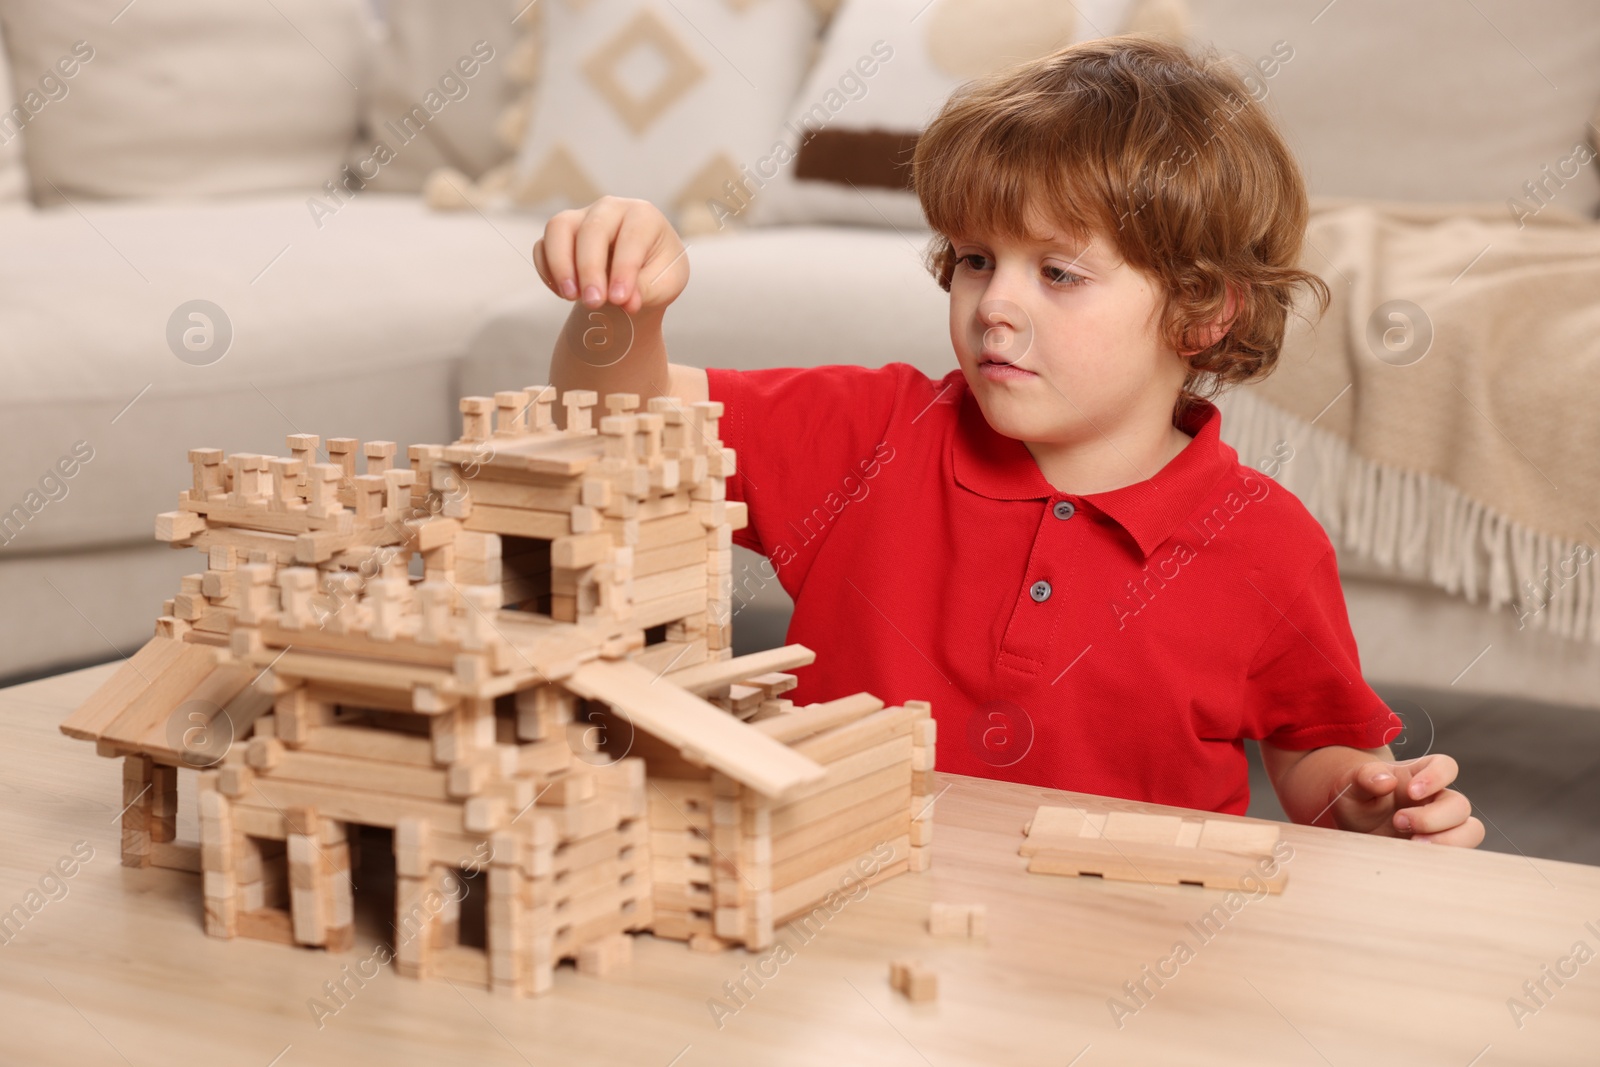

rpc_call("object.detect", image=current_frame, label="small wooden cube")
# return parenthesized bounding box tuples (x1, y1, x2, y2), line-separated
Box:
(890, 960, 938, 1002)
(928, 902, 986, 938)
(576, 933, 633, 977)
(928, 902, 968, 937)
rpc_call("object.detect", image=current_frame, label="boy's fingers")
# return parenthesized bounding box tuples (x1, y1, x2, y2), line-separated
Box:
(1411, 815, 1485, 848)
(541, 211, 582, 299)
(1344, 760, 1400, 803)
(1393, 752, 1458, 802)
(1394, 788, 1471, 835)
(607, 207, 657, 308)
(637, 235, 689, 308)
(575, 199, 626, 308)
(532, 238, 555, 292)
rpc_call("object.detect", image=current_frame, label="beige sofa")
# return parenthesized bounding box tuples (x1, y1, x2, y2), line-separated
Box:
(0, 1, 543, 680)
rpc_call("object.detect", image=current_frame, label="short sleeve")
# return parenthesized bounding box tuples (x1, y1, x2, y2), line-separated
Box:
(705, 363, 921, 598)
(1237, 546, 1405, 751)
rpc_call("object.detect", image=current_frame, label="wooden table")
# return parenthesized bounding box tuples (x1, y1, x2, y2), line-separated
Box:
(3, 664, 1597, 1066)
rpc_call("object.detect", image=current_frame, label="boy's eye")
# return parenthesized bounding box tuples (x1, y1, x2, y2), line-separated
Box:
(1045, 265, 1086, 287)
(956, 252, 989, 271)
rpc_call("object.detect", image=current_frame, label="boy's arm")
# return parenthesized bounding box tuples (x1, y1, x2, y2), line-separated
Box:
(1260, 741, 1484, 846)
(537, 196, 706, 423)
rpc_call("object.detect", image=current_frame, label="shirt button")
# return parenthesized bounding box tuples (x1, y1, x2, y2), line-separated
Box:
(1029, 580, 1052, 602)
(1053, 500, 1076, 521)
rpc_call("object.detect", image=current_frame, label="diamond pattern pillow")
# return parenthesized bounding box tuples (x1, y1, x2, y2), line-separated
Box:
(509, 0, 822, 235)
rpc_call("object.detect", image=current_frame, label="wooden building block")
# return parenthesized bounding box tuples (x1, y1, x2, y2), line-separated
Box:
(890, 960, 937, 1002)
(1020, 804, 1288, 893)
(576, 932, 633, 977)
(928, 902, 985, 938)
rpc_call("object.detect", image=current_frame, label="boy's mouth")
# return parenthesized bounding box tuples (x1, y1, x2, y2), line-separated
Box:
(979, 353, 1036, 377)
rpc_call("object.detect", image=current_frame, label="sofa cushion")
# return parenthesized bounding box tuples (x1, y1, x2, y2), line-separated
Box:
(0, 194, 546, 555)
(510, 0, 821, 235)
(1189, 0, 1600, 219)
(348, 0, 529, 193)
(0, 0, 368, 205)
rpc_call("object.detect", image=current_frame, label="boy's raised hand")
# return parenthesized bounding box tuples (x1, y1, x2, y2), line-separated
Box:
(1333, 752, 1485, 847)
(533, 196, 690, 317)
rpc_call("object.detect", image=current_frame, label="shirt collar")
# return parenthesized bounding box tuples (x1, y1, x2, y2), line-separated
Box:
(948, 375, 1236, 559)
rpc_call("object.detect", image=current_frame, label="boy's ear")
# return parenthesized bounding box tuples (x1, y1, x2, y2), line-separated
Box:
(1179, 282, 1241, 356)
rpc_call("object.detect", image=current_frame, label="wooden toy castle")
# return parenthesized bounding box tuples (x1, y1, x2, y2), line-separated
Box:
(60, 387, 936, 995)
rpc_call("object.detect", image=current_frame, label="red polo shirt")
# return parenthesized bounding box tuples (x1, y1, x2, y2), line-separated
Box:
(705, 362, 1403, 816)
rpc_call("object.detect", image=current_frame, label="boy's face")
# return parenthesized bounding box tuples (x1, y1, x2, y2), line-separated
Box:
(946, 219, 1188, 449)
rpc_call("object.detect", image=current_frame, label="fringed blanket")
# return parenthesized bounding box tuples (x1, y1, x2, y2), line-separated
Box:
(1215, 196, 1600, 644)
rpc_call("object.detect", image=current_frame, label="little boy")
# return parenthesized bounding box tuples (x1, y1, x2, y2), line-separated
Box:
(534, 35, 1482, 846)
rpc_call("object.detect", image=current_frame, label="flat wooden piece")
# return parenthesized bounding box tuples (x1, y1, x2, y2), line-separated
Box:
(565, 659, 827, 798)
(663, 645, 817, 696)
(60, 636, 195, 740)
(1020, 804, 1287, 893)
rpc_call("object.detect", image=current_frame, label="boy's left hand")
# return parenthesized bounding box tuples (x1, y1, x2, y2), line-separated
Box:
(1331, 753, 1485, 847)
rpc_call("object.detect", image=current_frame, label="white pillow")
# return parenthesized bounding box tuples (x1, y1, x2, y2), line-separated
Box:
(510, 0, 820, 235)
(0, 0, 368, 205)
(0, 17, 27, 207)
(347, 0, 528, 194)
(745, 0, 1155, 230)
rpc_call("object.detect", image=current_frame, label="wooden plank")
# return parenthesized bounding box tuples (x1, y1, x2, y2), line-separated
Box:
(262, 748, 452, 800)
(775, 735, 911, 805)
(771, 834, 909, 922)
(252, 649, 457, 701)
(1102, 811, 1186, 846)
(150, 841, 202, 873)
(753, 693, 884, 744)
(615, 512, 704, 550)
(101, 642, 225, 749)
(60, 637, 193, 741)
(462, 478, 580, 510)
(770, 809, 909, 891)
(631, 589, 710, 630)
(565, 659, 826, 798)
(664, 645, 816, 696)
(631, 564, 706, 603)
(771, 784, 911, 865)
(792, 706, 916, 765)
(462, 504, 572, 540)
(1197, 819, 1282, 855)
(238, 778, 466, 834)
(770, 764, 910, 837)
(1026, 840, 1288, 893)
(633, 538, 706, 577)
(301, 723, 436, 766)
(235, 907, 297, 946)
(259, 620, 462, 670)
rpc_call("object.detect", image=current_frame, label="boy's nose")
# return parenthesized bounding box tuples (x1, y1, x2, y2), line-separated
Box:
(977, 298, 1034, 362)
(979, 295, 1025, 325)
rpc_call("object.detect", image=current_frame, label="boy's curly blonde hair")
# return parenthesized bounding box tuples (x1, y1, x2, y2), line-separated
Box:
(913, 34, 1329, 423)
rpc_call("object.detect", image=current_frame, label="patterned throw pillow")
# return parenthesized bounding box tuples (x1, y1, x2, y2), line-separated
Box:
(346, 0, 530, 195)
(744, 0, 1186, 230)
(506, 0, 823, 235)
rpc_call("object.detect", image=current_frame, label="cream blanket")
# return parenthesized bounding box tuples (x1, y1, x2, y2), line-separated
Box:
(1216, 195, 1600, 644)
